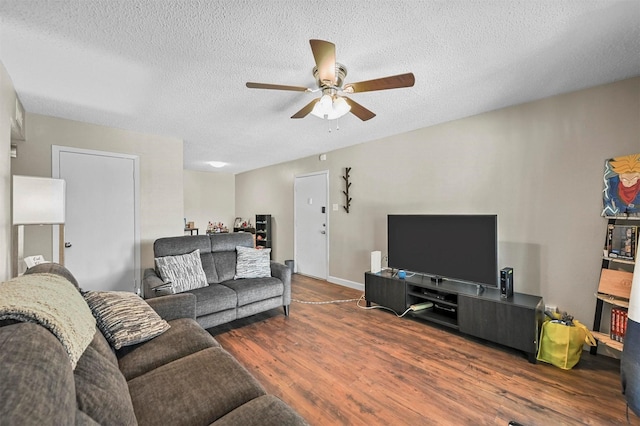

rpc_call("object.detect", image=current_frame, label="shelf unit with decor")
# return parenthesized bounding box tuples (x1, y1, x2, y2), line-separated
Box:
(591, 216, 638, 354)
(255, 215, 272, 252)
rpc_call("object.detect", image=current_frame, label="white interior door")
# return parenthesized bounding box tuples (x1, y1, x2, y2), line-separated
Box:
(53, 146, 140, 292)
(294, 172, 328, 279)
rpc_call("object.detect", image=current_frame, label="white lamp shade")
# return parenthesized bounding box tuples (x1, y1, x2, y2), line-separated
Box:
(12, 175, 66, 225)
(310, 95, 351, 120)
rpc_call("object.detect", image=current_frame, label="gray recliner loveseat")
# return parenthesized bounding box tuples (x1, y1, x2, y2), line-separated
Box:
(143, 232, 291, 329)
(0, 263, 307, 425)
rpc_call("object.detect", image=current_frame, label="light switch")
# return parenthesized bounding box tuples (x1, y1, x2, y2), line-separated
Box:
(332, 204, 339, 211)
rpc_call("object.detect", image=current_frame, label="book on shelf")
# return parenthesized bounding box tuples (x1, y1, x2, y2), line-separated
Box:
(610, 307, 628, 343)
(606, 224, 638, 260)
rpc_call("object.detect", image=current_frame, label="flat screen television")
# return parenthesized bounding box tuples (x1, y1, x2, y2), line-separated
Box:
(387, 214, 498, 287)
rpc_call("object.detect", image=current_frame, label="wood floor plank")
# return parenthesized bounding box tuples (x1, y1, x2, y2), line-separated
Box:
(209, 275, 640, 425)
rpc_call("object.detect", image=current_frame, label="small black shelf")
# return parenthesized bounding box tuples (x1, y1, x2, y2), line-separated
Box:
(255, 214, 272, 254)
(407, 283, 459, 329)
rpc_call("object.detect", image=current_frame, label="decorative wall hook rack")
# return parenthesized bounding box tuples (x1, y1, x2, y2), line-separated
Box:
(342, 167, 352, 213)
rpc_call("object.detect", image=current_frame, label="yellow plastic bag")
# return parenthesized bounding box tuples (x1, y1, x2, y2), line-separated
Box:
(537, 319, 596, 370)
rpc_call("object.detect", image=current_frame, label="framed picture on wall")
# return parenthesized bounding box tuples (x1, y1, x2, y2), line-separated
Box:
(602, 153, 640, 217)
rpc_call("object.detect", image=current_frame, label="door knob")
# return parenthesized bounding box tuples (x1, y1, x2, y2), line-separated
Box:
(64, 242, 72, 248)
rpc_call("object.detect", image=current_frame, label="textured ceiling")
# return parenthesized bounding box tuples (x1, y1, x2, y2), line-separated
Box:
(1, 1, 639, 174)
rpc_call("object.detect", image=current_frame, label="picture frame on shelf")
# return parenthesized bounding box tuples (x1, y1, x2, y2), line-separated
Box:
(606, 224, 638, 261)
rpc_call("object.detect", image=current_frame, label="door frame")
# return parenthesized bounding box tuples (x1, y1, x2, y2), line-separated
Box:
(51, 145, 141, 287)
(294, 170, 329, 279)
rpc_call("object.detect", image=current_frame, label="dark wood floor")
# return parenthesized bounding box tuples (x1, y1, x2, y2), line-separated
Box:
(209, 274, 639, 425)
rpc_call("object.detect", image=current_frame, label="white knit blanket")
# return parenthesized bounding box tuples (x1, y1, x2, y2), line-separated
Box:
(0, 273, 96, 369)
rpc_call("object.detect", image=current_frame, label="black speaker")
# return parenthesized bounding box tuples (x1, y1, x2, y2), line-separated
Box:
(500, 267, 513, 299)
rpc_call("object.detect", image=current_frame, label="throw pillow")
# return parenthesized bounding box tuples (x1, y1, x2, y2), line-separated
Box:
(83, 291, 170, 350)
(235, 246, 271, 279)
(154, 249, 209, 293)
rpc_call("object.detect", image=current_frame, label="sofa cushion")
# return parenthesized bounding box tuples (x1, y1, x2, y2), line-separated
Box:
(24, 262, 81, 290)
(235, 246, 272, 279)
(154, 235, 212, 257)
(212, 251, 238, 283)
(74, 340, 137, 425)
(84, 291, 170, 349)
(190, 284, 238, 317)
(0, 272, 96, 369)
(88, 327, 118, 366)
(155, 249, 209, 292)
(128, 347, 266, 426)
(117, 318, 221, 381)
(0, 323, 76, 425)
(223, 277, 284, 306)
(214, 395, 309, 426)
(154, 235, 219, 284)
(210, 232, 254, 251)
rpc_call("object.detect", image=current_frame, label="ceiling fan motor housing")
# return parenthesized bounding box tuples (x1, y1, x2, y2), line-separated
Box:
(313, 63, 347, 89)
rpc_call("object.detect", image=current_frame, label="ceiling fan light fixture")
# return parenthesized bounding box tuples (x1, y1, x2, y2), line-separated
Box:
(208, 161, 227, 168)
(310, 95, 351, 120)
(333, 96, 350, 117)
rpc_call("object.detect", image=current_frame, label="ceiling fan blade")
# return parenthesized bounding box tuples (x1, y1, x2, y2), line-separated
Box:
(246, 82, 310, 92)
(343, 72, 415, 93)
(291, 98, 320, 119)
(343, 97, 376, 121)
(310, 39, 336, 85)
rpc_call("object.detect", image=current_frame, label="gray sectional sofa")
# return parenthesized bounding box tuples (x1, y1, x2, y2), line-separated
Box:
(0, 263, 307, 425)
(143, 233, 291, 329)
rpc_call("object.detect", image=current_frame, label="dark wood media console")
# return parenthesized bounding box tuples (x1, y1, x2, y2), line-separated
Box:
(364, 271, 544, 362)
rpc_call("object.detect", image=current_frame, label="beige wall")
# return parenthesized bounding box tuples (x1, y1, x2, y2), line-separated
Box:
(184, 169, 235, 234)
(10, 113, 184, 277)
(235, 156, 320, 262)
(236, 77, 640, 331)
(0, 62, 17, 281)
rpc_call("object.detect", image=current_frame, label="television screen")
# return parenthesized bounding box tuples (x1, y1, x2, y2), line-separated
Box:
(387, 214, 498, 287)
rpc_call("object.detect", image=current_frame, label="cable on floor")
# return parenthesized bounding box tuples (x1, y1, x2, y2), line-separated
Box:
(293, 294, 413, 318)
(355, 294, 413, 317)
(292, 297, 360, 305)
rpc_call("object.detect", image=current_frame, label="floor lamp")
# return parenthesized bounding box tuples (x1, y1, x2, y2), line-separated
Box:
(12, 175, 66, 277)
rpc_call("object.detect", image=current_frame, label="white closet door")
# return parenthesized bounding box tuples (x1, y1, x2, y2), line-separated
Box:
(54, 146, 139, 292)
(294, 172, 328, 279)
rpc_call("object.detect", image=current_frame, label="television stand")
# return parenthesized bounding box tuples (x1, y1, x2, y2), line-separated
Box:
(364, 271, 544, 363)
(430, 275, 443, 284)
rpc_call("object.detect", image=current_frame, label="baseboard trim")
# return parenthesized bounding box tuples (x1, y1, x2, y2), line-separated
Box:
(327, 276, 364, 292)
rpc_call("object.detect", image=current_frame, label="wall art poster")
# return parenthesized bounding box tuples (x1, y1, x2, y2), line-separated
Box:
(602, 153, 640, 217)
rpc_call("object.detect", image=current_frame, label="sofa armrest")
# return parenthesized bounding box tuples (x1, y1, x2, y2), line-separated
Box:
(146, 293, 197, 321)
(270, 261, 292, 305)
(143, 268, 167, 299)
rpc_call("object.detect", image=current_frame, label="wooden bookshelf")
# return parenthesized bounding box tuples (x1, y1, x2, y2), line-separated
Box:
(592, 331, 623, 352)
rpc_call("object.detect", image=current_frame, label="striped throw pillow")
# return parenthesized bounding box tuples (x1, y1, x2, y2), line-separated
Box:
(154, 249, 209, 293)
(84, 291, 170, 350)
(234, 246, 271, 279)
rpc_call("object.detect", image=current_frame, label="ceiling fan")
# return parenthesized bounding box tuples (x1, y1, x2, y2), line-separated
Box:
(246, 39, 415, 121)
